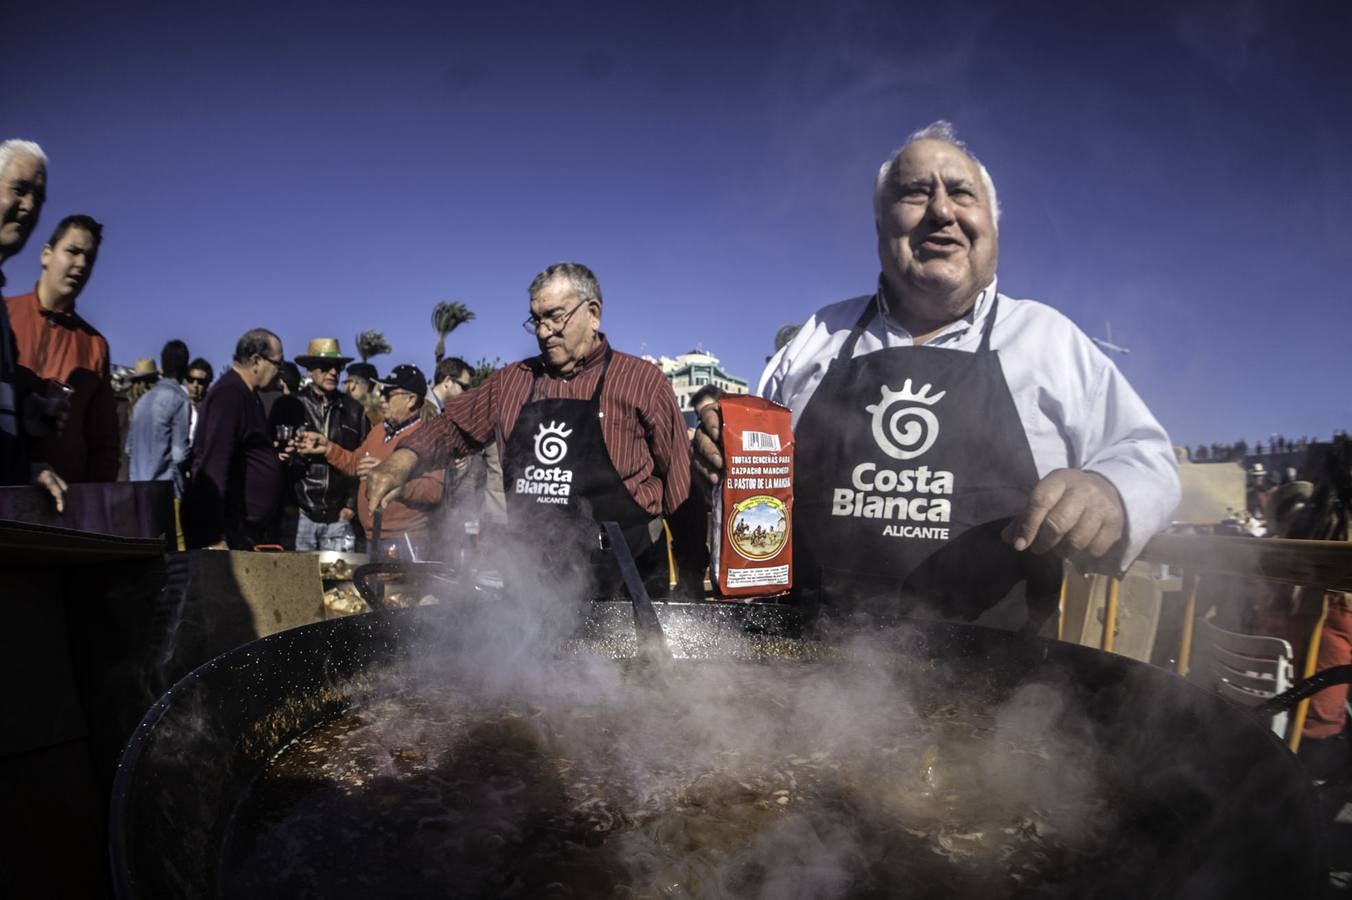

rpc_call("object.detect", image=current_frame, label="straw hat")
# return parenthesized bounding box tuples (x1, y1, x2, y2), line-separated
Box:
(129, 358, 159, 382)
(294, 337, 354, 369)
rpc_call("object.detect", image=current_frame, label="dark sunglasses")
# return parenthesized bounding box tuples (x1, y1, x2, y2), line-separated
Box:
(186, 375, 211, 386)
(311, 363, 344, 374)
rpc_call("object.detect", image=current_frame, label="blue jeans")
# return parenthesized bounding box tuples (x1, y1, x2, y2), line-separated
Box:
(295, 511, 355, 552)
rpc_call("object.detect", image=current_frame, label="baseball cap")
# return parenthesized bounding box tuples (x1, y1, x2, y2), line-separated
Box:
(380, 364, 427, 402)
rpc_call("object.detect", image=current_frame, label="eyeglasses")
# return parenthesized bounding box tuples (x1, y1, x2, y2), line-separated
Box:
(456, 378, 472, 390)
(185, 375, 211, 386)
(522, 297, 589, 336)
(257, 353, 284, 368)
(311, 363, 344, 374)
(382, 388, 416, 401)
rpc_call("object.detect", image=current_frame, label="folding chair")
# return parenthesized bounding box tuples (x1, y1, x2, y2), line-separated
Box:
(1190, 616, 1296, 739)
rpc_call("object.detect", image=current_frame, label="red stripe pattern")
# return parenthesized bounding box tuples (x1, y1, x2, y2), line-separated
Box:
(403, 336, 691, 516)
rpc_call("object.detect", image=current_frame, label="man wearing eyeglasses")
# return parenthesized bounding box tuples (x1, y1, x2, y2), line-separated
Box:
(369, 262, 690, 596)
(424, 355, 490, 563)
(284, 338, 369, 551)
(185, 328, 286, 549)
(297, 364, 443, 559)
(184, 357, 213, 445)
(426, 356, 474, 417)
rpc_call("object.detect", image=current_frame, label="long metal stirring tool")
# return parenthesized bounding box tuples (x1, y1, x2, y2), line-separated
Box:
(602, 521, 672, 661)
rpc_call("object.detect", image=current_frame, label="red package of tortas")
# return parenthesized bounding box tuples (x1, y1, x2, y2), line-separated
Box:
(709, 395, 794, 599)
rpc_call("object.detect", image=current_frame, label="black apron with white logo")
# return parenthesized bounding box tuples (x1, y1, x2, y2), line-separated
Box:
(503, 349, 657, 596)
(793, 294, 1061, 630)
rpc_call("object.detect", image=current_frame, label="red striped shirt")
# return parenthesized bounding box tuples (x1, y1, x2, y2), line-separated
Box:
(403, 336, 691, 516)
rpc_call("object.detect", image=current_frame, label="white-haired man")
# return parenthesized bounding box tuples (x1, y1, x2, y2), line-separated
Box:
(694, 122, 1180, 629)
(0, 139, 65, 509)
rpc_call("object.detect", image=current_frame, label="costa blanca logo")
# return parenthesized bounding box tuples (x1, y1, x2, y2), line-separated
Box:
(533, 421, 573, 465)
(865, 379, 946, 460)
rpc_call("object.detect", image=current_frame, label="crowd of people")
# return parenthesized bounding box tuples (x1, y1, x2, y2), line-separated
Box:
(119, 330, 485, 556)
(1187, 434, 1335, 463)
(0, 137, 493, 555)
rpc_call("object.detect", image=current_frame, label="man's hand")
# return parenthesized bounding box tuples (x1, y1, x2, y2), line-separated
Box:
(338, 507, 355, 522)
(367, 448, 417, 517)
(295, 430, 330, 455)
(356, 454, 380, 477)
(1002, 469, 1126, 566)
(33, 466, 66, 513)
(691, 402, 724, 488)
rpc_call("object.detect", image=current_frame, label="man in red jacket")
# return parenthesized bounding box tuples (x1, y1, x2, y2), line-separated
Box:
(297, 364, 444, 559)
(5, 213, 118, 483)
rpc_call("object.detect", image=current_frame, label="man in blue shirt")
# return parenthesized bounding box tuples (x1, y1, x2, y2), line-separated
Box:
(126, 339, 191, 495)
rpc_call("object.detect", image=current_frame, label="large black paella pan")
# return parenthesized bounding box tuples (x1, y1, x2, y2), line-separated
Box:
(110, 601, 1319, 899)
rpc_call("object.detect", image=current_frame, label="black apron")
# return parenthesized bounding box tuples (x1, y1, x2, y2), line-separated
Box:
(502, 349, 659, 597)
(793, 293, 1061, 630)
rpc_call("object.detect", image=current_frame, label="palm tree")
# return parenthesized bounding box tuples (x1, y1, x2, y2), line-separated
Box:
(355, 329, 392, 364)
(431, 301, 475, 363)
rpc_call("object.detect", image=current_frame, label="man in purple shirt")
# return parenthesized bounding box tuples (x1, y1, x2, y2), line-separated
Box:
(185, 328, 286, 549)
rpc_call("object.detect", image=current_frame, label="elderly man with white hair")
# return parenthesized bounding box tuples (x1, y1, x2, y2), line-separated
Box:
(0, 138, 65, 509)
(694, 121, 1180, 629)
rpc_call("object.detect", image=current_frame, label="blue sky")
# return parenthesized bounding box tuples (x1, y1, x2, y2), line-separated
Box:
(5, 0, 1350, 449)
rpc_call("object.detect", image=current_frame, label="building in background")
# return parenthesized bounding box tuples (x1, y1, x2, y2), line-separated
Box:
(644, 348, 748, 427)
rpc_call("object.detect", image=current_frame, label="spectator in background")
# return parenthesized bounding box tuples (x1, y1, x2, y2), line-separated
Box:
(426, 357, 482, 561)
(6, 213, 119, 483)
(670, 384, 722, 595)
(185, 328, 286, 549)
(286, 338, 368, 552)
(126, 339, 191, 494)
(184, 357, 213, 445)
(0, 138, 65, 509)
(125, 357, 158, 410)
(1247, 463, 1269, 519)
(1261, 438, 1352, 780)
(425, 356, 472, 418)
(344, 361, 383, 428)
(259, 360, 300, 420)
(298, 364, 443, 559)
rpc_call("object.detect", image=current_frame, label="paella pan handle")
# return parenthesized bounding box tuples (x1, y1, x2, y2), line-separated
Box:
(602, 520, 671, 661)
(1254, 664, 1352, 715)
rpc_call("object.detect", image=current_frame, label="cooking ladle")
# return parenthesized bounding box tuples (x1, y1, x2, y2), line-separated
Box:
(602, 520, 672, 662)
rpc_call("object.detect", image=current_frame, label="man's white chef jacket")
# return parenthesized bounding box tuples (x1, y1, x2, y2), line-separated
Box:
(758, 279, 1181, 570)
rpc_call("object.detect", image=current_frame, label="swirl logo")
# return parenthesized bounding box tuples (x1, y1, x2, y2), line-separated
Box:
(533, 420, 573, 465)
(864, 379, 947, 461)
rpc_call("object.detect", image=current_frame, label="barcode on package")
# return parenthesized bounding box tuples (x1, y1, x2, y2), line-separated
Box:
(741, 431, 781, 453)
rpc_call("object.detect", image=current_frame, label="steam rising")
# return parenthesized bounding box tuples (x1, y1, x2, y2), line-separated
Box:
(218, 527, 1132, 897)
